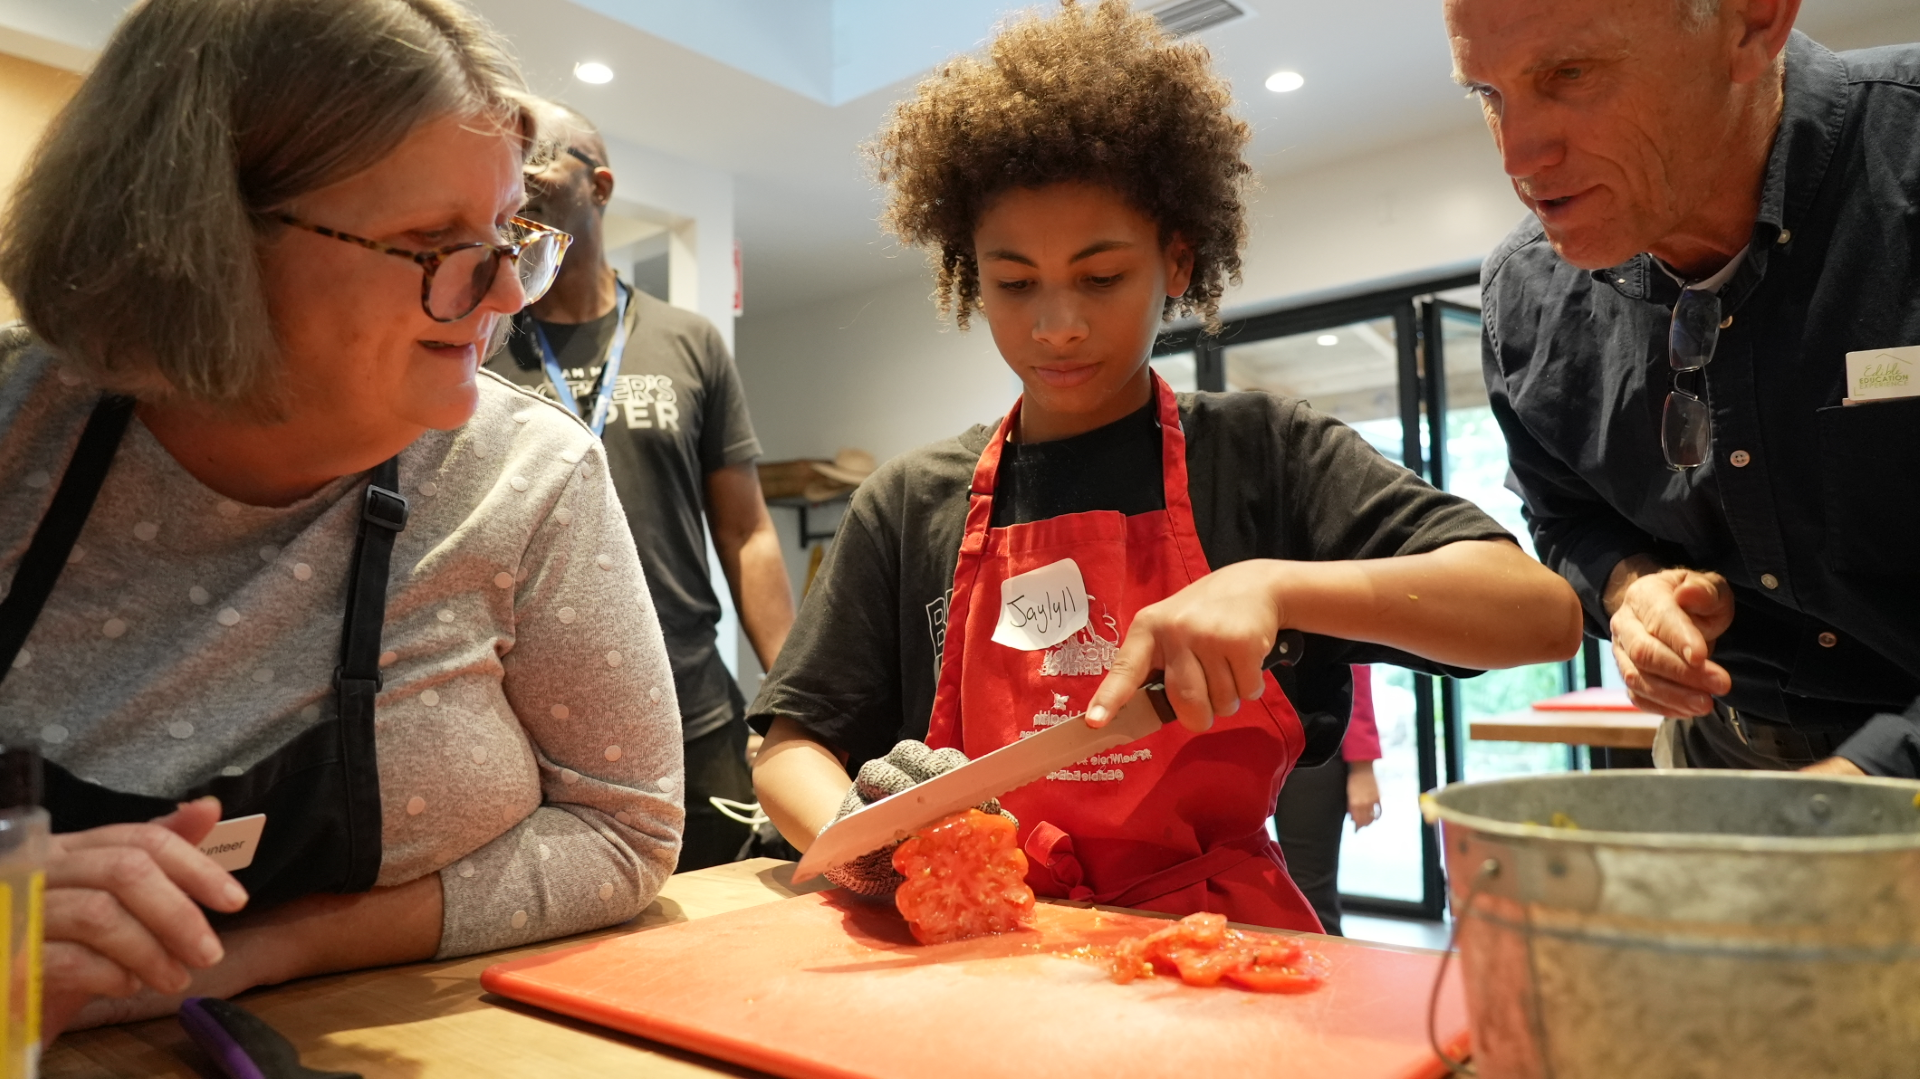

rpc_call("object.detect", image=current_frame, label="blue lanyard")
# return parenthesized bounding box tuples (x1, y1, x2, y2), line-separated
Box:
(531, 278, 631, 438)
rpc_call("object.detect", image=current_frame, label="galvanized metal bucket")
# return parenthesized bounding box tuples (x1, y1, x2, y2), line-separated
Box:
(1421, 770, 1920, 1079)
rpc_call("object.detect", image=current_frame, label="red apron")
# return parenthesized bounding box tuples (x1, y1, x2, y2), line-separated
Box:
(926, 373, 1322, 932)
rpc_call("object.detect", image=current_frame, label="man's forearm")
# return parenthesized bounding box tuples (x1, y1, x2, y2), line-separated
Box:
(706, 462, 797, 672)
(733, 524, 795, 670)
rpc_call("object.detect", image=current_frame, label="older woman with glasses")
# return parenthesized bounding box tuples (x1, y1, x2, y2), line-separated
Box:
(0, 0, 681, 1034)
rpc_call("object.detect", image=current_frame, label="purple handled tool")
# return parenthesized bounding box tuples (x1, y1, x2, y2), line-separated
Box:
(178, 998, 361, 1079)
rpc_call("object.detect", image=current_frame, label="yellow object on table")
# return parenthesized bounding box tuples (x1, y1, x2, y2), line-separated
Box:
(44, 859, 813, 1079)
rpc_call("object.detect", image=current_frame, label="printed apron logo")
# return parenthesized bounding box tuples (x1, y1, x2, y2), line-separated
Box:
(1040, 596, 1120, 677)
(992, 558, 1090, 651)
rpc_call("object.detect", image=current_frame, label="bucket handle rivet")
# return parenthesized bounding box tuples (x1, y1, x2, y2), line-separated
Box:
(1547, 859, 1567, 878)
(1809, 794, 1831, 818)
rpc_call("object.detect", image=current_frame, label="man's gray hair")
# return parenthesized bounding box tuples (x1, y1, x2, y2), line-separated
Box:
(0, 0, 549, 409)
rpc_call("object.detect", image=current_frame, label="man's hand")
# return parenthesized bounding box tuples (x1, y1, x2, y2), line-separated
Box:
(43, 797, 249, 1037)
(1800, 756, 1866, 777)
(1087, 561, 1282, 734)
(1605, 558, 1734, 717)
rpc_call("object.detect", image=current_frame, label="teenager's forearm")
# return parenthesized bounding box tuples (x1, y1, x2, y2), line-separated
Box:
(1275, 540, 1583, 668)
(752, 717, 853, 851)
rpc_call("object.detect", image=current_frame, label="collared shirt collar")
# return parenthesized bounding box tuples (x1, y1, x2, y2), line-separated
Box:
(1593, 31, 1850, 307)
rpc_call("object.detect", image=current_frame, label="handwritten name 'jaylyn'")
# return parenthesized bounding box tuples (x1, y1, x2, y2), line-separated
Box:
(1004, 587, 1080, 636)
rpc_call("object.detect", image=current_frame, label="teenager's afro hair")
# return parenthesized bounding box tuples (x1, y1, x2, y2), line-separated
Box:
(868, 0, 1253, 331)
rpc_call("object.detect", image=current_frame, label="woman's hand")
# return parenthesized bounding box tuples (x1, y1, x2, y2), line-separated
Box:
(1346, 760, 1382, 830)
(55, 869, 446, 1035)
(43, 797, 249, 1036)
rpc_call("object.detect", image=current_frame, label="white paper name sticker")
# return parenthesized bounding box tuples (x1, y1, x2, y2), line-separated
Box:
(1844, 345, 1920, 403)
(993, 558, 1090, 652)
(198, 813, 266, 871)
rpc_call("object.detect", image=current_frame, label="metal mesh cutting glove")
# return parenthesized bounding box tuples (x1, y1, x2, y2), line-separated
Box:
(823, 740, 1017, 900)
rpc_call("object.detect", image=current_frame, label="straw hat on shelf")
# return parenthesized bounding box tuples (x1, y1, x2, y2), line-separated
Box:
(803, 448, 876, 502)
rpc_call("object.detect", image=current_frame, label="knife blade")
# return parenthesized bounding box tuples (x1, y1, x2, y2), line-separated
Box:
(791, 629, 1306, 884)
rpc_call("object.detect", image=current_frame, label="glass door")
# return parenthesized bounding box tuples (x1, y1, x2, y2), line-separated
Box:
(1422, 301, 1579, 783)
(1218, 317, 1435, 911)
(1152, 267, 1587, 918)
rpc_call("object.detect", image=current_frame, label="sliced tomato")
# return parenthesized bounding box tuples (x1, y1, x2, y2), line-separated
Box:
(1222, 948, 1329, 994)
(891, 809, 1036, 945)
(1097, 912, 1329, 994)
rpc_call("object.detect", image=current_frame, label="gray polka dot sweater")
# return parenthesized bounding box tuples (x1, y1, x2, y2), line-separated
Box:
(0, 334, 684, 959)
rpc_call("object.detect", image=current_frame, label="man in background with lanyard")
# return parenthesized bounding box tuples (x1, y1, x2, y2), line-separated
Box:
(488, 104, 796, 867)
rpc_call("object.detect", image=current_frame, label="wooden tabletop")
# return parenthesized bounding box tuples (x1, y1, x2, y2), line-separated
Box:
(1469, 707, 1664, 750)
(45, 859, 822, 1079)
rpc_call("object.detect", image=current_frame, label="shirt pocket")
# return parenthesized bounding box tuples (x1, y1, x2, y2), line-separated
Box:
(1815, 398, 1920, 575)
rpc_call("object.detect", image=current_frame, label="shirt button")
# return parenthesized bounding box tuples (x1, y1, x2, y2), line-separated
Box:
(1760, 573, 1780, 590)
(1818, 632, 1838, 648)
(1730, 450, 1751, 468)
(1719, 314, 1734, 330)
(1777, 228, 1792, 244)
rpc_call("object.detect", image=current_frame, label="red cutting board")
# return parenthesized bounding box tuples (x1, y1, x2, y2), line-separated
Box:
(1531, 687, 1643, 712)
(483, 892, 1470, 1079)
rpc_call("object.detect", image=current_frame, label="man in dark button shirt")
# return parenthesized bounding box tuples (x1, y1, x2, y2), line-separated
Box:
(1449, 0, 1920, 776)
(487, 104, 797, 866)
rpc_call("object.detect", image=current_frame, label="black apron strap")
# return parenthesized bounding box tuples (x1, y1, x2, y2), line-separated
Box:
(0, 396, 135, 685)
(334, 457, 406, 893)
(4, 392, 405, 905)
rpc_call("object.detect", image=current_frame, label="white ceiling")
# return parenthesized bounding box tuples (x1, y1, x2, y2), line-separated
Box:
(1, 0, 1914, 318)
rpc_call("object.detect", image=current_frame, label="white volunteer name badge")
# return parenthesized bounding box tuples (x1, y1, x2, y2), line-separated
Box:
(198, 813, 266, 871)
(1843, 345, 1920, 404)
(992, 557, 1091, 652)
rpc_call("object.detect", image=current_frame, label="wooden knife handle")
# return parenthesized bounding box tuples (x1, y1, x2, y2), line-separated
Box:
(1140, 629, 1306, 725)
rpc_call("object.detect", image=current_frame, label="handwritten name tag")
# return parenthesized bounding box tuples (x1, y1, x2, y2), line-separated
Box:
(992, 558, 1090, 652)
(1844, 345, 1920, 404)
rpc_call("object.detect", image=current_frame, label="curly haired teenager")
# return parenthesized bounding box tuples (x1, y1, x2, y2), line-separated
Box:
(750, 0, 1580, 931)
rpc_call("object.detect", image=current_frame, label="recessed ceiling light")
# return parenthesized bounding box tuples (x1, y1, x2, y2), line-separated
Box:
(1316, 334, 1339, 346)
(574, 61, 614, 85)
(1266, 70, 1305, 94)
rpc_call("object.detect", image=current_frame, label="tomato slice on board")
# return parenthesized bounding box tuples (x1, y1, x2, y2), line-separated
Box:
(891, 809, 1036, 945)
(1100, 912, 1328, 994)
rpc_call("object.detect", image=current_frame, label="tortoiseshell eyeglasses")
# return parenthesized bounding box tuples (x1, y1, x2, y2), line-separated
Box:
(275, 213, 573, 322)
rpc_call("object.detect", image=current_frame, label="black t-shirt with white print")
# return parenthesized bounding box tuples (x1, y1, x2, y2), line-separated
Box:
(748, 391, 1514, 775)
(488, 286, 762, 740)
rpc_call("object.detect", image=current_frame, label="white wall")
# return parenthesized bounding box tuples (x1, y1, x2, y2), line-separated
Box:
(600, 136, 737, 351)
(734, 120, 1523, 465)
(736, 271, 1014, 462)
(1231, 123, 1518, 316)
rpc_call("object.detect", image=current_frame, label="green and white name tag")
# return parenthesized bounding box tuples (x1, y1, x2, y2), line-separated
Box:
(1844, 345, 1920, 404)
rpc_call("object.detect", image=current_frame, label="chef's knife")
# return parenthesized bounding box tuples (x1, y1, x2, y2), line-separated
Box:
(792, 628, 1306, 884)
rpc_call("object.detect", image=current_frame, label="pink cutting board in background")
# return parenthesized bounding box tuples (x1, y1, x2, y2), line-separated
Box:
(483, 892, 1470, 1079)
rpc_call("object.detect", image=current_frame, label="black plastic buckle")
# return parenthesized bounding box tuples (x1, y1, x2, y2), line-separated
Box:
(333, 665, 384, 693)
(363, 485, 409, 533)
